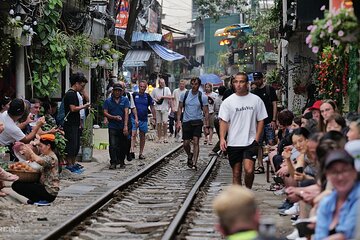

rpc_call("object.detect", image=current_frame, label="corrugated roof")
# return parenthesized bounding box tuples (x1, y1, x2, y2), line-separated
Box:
(114, 29, 163, 42)
(123, 50, 152, 67)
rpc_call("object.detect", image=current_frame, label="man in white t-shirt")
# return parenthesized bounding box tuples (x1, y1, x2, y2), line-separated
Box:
(219, 72, 267, 188)
(151, 78, 172, 143)
(172, 79, 187, 141)
(0, 98, 45, 147)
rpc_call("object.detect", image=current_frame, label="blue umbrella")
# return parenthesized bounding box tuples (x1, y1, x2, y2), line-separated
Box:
(199, 74, 223, 86)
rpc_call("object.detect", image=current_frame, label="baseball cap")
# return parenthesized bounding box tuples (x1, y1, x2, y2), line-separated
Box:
(112, 83, 123, 91)
(253, 72, 263, 79)
(309, 100, 322, 111)
(8, 98, 25, 116)
(324, 149, 354, 169)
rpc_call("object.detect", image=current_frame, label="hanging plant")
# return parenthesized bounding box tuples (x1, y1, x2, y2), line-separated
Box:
(67, 34, 93, 68)
(90, 38, 123, 69)
(31, 0, 67, 97)
(306, 7, 359, 55)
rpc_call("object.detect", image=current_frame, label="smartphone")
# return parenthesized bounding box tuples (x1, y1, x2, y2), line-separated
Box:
(296, 167, 304, 173)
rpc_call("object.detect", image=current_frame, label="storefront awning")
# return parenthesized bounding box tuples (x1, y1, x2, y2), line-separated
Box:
(123, 50, 152, 67)
(214, 24, 252, 37)
(214, 27, 226, 36)
(147, 42, 185, 61)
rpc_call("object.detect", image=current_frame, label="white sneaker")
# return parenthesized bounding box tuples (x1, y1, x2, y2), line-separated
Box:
(286, 228, 299, 240)
(284, 202, 299, 215)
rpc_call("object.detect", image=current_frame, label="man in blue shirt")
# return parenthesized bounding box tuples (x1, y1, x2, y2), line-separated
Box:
(103, 83, 130, 169)
(130, 80, 156, 159)
(176, 77, 209, 170)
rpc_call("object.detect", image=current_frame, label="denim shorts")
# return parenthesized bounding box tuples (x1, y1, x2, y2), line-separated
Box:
(259, 123, 275, 145)
(131, 119, 148, 133)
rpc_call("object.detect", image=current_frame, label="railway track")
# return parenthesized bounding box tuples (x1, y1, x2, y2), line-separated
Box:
(42, 146, 220, 240)
(2, 142, 292, 239)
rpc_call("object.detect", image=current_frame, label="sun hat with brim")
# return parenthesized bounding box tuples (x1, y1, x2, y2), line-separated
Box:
(112, 83, 123, 91)
(309, 100, 323, 111)
(40, 134, 56, 142)
(325, 149, 354, 169)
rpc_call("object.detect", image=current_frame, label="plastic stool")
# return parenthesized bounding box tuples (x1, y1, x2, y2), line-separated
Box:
(98, 143, 109, 150)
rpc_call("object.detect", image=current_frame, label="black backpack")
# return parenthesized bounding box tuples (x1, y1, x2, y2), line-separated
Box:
(183, 90, 203, 109)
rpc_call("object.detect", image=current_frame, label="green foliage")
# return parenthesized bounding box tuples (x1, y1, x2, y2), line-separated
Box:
(265, 68, 280, 84)
(81, 108, 96, 147)
(89, 38, 123, 69)
(42, 123, 67, 160)
(31, 0, 67, 97)
(0, 37, 12, 79)
(67, 34, 93, 68)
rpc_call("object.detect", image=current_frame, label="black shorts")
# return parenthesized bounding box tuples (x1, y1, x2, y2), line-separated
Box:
(64, 125, 80, 158)
(182, 120, 203, 140)
(227, 141, 259, 168)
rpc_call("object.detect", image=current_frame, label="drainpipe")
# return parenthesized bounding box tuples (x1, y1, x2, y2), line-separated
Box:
(16, 47, 25, 98)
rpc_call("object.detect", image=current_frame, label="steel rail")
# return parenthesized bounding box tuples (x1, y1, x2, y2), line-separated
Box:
(161, 154, 218, 240)
(40, 144, 182, 240)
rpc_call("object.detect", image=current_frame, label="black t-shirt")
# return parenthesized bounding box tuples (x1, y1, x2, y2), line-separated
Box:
(222, 88, 234, 101)
(64, 89, 80, 126)
(252, 85, 278, 124)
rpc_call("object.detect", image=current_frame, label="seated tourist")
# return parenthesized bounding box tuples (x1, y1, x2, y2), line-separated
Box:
(315, 150, 359, 240)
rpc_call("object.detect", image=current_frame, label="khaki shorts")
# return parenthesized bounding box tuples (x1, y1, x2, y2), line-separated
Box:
(155, 110, 169, 124)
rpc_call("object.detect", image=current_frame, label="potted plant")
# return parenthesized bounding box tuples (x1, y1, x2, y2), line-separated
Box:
(81, 108, 95, 162)
(265, 68, 281, 90)
(98, 38, 113, 51)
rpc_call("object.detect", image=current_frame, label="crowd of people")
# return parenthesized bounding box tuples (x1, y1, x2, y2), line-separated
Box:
(212, 71, 360, 240)
(0, 70, 359, 239)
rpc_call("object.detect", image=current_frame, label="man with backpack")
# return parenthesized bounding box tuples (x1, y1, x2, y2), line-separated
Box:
(251, 72, 278, 175)
(63, 72, 90, 172)
(176, 77, 209, 170)
(130, 80, 156, 159)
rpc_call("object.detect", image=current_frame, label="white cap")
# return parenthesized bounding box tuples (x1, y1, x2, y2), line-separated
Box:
(345, 139, 360, 172)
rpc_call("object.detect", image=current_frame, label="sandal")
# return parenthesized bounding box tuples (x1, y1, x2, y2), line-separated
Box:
(254, 166, 265, 174)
